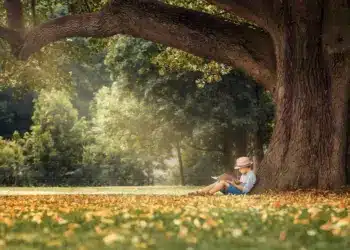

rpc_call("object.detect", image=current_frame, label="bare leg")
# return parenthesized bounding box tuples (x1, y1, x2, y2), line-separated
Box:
(188, 173, 233, 196)
(198, 183, 217, 193)
(208, 180, 229, 195)
(188, 183, 217, 195)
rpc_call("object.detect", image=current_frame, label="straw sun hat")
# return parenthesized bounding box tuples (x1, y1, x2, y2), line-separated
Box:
(234, 157, 253, 169)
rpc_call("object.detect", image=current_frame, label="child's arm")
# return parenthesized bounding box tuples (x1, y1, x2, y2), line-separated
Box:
(233, 175, 255, 193)
(232, 182, 244, 191)
(233, 179, 241, 185)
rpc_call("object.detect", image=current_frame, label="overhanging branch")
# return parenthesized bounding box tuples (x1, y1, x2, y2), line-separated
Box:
(19, 0, 276, 90)
(19, 12, 108, 60)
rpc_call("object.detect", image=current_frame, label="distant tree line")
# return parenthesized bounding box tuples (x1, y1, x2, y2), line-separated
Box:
(0, 35, 274, 187)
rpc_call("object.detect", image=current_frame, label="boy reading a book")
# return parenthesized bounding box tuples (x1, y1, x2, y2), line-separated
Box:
(188, 157, 256, 195)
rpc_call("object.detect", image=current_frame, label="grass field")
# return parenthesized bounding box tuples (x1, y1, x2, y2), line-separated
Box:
(0, 187, 349, 250)
(0, 186, 197, 196)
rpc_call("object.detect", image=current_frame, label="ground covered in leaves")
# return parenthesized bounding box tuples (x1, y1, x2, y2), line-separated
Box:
(0, 190, 349, 250)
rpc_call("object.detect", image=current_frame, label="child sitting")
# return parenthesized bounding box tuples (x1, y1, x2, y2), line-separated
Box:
(188, 156, 256, 196)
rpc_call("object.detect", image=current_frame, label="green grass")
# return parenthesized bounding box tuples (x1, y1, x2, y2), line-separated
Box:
(0, 186, 198, 195)
(0, 188, 349, 250)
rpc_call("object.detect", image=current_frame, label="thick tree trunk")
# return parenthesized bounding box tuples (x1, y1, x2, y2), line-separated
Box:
(327, 51, 350, 188)
(256, 2, 349, 191)
(175, 141, 185, 186)
(346, 99, 350, 184)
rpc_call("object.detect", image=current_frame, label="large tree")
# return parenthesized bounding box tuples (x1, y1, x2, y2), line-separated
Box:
(0, 0, 349, 191)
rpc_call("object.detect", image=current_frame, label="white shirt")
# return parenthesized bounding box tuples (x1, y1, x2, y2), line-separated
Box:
(239, 170, 256, 193)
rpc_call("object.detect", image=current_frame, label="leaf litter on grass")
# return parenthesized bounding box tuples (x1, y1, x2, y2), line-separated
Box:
(0, 190, 349, 250)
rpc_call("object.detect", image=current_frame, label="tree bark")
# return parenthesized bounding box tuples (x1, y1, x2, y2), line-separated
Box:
(175, 141, 185, 186)
(346, 99, 350, 184)
(256, 1, 349, 191)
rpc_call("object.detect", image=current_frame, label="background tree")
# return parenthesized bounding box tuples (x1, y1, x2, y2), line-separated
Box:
(104, 35, 198, 185)
(86, 83, 171, 186)
(22, 89, 86, 186)
(0, 136, 24, 185)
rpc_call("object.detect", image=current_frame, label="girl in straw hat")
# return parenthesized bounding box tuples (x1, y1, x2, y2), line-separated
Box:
(188, 156, 256, 196)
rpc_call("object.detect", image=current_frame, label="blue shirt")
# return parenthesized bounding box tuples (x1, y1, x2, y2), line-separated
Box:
(239, 170, 256, 194)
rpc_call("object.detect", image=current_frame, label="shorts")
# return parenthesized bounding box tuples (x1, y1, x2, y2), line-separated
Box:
(221, 184, 244, 195)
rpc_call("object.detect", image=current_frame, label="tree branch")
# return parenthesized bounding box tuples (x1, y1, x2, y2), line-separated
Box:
(19, 0, 276, 90)
(19, 12, 107, 57)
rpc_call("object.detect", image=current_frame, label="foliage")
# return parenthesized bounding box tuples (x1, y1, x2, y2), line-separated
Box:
(153, 47, 231, 84)
(153, 0, 255, 84)
(180, 148, 223, 185)
(103, 35, 275, 182)
(0, 191, 349, 249)
(104, 36, 199, 184)
(105, 36, 161, 84)
(86, 82, 173, 185)
(21, 89, 87, 186)
(163, 0, 251, 24)
(69, 46, 112, 117)
(0, 137, 24, 168)
(0, 137, 24, 185)
(0, 1, 109, 92)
